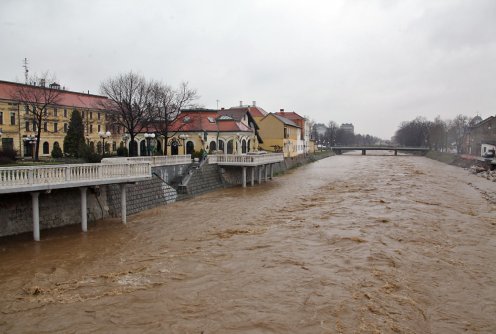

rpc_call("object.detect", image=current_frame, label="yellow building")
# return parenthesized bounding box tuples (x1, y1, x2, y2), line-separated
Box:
(0, 80, 122, 158)
(257, 113, 301, 157)
(134, 108, 262, 156)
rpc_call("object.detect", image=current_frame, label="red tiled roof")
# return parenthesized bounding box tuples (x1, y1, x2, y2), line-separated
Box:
(275, 111, 305, 120)
(228, 106, 268, 118)
(0, 80, 108, 110)
(146, 110, 253, 133)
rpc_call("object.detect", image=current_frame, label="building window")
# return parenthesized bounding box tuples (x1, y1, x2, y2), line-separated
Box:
(25, 121, 30, 131)
(43, 122, 48, 132)
(90, 112, 93, 119)
(98, 112, 101, 120)
(43, 141, 49, 155)
(43, 108, 48, 117)
(98, 124, 101, 133)
(82, 111, 85, 118)
(64, 108, 67, 118)
(33, 121, 38, 132)
(10, 112, 15, 125)
(53, 122, 58, 133)
(90, 124, 93, 133)
(54, 108, 58, 117)
(112, 141, 117, 152)
(64, 123, 68, 133)
(0, 111, 3, 125)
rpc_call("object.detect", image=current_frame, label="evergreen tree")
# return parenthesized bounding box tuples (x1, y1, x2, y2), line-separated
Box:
(51, 142, 63, 158)
(63, 110, 86, 157)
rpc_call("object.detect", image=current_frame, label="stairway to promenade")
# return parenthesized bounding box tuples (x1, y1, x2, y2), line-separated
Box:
(177, 161, 224, 197)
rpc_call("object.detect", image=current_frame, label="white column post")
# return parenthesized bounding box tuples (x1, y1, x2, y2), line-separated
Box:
(120, 183, 127, 224)
(270, 164, 274, 180)
(242, 166, 247, 188)
(264, 164, 268, 182)
(31, 192, 40, 241)
(80, 187, 88, 232)
(251, 167, 255, 186)
(258, 166, 262, 184)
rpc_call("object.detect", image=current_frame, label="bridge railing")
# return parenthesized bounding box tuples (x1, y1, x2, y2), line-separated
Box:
(102, 155, 192, 166)
(0, 162, 151, 188)
(208, 153, 284, 166)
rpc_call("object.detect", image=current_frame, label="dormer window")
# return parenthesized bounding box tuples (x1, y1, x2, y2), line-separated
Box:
(207, 117, 215, 123)
(183, 116, 191, 123)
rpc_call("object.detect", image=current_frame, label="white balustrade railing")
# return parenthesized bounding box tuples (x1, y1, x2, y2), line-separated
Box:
(208, 153, 284, 166)
(0, 162, 151, 188)
(102, 155, 192, 166)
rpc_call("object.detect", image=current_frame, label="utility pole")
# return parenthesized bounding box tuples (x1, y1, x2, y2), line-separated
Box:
(22, 58, 29, 84)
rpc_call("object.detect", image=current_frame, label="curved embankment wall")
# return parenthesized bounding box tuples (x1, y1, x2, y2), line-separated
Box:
(0, 153, 333, 238)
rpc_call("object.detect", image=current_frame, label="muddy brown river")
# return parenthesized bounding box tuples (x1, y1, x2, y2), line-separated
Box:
(0, 154, 495, 333)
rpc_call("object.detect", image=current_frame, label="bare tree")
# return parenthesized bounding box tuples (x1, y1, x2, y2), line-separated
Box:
(324, 121, 339, 146)
(149, 81, 198, 155)
(11, 72, 62, 161)
(100, 72, 155, 156)
(448, 114, 469, 154)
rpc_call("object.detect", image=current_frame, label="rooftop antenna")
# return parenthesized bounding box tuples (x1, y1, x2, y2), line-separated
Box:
(22, 58, 29, 84)
(216, 99, 220, 110)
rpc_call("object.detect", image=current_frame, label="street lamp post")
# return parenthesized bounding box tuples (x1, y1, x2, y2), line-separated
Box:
(144, 133, 155, 156)
(98, 131, 111, 156)
(179, 134, 189, 155)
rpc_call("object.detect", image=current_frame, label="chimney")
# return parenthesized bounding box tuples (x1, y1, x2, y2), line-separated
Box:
(252, 101, 256, 107)
(221, 107, 225, 110)
(240, 101, 243, 107)
(280, 109, 284, 112)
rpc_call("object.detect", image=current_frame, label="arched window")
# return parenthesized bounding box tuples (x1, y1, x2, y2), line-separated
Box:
(96, 142, 102, 154)
(186, 141, 194, 155)
(156, 139, 162, 155)
(209, 140, 217, 153)
(248, 139, 251, 152)
(140, 140, 147, 156)
(227, 140, 234, 154)
(90, 141, 95, 153)
(242, 139, 247, 154)
(130, 140, 138, 156)
(42, 141, 49, 154)
(219, 140, 225, 153)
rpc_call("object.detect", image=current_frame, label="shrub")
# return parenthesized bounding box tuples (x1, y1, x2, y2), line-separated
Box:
(0, 148, 17, 164)
(51, 142, 63, 159)
(117, 146, 128, 157)
(78, 143, 102, 163)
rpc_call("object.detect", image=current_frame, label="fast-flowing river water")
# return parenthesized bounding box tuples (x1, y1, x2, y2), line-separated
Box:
(0, 154, 495, 333)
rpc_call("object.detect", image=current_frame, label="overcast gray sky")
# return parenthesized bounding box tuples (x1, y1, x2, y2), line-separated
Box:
(1, 0, 495, 139)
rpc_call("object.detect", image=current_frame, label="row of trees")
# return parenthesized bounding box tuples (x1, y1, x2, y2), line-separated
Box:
(10, 72, 199, 160)
(393, 115, 470, 153)
(100, 72, 198, 156)
(311, 121, 383, 147)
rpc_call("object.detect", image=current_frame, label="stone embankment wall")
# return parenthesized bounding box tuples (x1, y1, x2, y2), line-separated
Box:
(0, 187, 108, 237)
(178, 163, 224, 197)
(220, 151, 333, 186)
(0, 164, 188, 237)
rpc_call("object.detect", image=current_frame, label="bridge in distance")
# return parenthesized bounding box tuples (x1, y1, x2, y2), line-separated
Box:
(331, 146, 430, 156)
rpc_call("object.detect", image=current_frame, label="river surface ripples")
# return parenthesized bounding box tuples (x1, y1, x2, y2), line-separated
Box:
(0, 154, 495, 333)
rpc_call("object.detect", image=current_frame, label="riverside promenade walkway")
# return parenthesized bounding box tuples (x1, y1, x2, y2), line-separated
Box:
(208, 153, 284, 187)
(0, 162, 153, 241)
